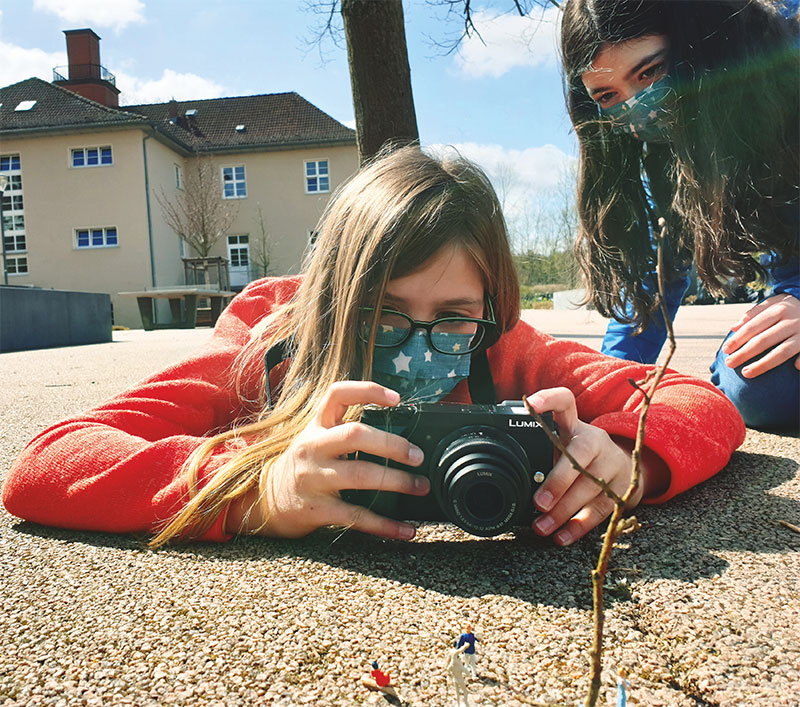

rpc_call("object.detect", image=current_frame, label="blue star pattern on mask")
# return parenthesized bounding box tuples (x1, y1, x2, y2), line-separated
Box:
(372, 329, 473, 402)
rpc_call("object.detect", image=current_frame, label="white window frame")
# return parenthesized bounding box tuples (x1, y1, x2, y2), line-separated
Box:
(222, 165, 247, 199)
(227, 234, 250, 268)
(74, 226, 119, 249)
(175, 164, 183, 190)
(304, 159, 330, 194)
(6, 255, 28, 276)
(70, 146, 113, 169)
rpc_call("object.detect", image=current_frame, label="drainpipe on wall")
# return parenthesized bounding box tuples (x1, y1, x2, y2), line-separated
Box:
(142, 133, 156, 287)
(142, 132, 157, 324)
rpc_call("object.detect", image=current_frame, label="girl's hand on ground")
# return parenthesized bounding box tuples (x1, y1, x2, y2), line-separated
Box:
(527, 388, 646, 546)
(722, 293, 800, 377)
(226, 381, 428, 541)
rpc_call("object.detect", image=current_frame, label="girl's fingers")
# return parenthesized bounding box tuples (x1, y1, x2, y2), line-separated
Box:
(319, 421, 424, 468)
(741, 338, 800, 378)
(551, 492, 620, 546)
(526, 387, 579, 440)
(326, 498, 417, 540)
(534, 460, 630, 542)
(317, 381, 401, 428)
(727, 300, 778, 341)
(533, 423, 604, 512)
(724, 325, 787, 370)
(318, 458, 430, 496)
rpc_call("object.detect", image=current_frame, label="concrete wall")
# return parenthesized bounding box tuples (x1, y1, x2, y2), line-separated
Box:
(0, 286, 111, 352)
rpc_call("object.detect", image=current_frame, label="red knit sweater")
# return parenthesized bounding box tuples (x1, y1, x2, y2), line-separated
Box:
(2, 276, 745, 541)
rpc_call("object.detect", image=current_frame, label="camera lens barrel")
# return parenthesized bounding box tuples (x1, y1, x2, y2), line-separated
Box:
(432, 426, 532, 537)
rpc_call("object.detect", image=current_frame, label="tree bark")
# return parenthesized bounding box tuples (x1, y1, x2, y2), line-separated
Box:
(341, 0, 420, 163)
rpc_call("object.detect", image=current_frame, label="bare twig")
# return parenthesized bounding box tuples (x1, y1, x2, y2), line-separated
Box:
(583, 217, 675, 707)
(778, 519, 800, 534)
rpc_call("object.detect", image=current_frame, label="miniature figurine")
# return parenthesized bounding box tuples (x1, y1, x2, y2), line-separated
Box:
(456, 624, 479, 677)
(616, 667, 631, 707)
(360, 660, 398, 698)
(446, 643, 471, 707)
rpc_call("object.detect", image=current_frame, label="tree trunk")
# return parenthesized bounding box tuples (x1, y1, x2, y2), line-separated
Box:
(341, 0, 420, 163)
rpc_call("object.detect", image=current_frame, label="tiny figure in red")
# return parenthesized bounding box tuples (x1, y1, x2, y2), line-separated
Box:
(360, 659, 398, 697)
(371, 661, 391, 687)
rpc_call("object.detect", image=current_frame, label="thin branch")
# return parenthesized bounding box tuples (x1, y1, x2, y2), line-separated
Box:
(584, 217, 675, 707)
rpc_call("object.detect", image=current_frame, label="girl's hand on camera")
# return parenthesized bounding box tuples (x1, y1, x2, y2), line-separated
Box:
(527, 387, 666, 546)
(722, 293, 800, 377)
(225, 382, 428, 541)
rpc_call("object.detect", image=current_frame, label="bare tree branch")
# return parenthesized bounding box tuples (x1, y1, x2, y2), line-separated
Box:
(156, 153, 237, 259)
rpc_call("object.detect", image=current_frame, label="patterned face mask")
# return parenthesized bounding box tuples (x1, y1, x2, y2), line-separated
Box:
(370, 329, 472, 403)
(599, 75, 674, 143)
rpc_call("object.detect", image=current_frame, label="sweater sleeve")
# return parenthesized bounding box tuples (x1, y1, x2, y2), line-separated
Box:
(1, 276, 301, 541)
(488, 321, 746, 503)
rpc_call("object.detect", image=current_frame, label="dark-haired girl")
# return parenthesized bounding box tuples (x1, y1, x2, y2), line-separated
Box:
(560, 0, 799, 429)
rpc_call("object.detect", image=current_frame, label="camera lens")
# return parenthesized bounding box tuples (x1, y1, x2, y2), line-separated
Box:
(464, 482, 504, 520)
(431, 427, 532, 536)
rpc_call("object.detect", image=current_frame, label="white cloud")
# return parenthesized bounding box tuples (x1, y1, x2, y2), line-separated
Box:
(427, 141, 577, 250)
(454, 6, 561, 79)
(116, 69, 226, 105)
(0, 40, 66, 86)
(430, 141, 574, 192)
(33, 0, 145, 32)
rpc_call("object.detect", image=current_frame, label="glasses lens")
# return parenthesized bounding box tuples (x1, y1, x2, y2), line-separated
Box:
(430, 321, 485, 354)
(361, 309, 411, 347)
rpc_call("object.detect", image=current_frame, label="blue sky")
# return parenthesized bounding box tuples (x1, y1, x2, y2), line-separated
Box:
(1, 0, 577, 241)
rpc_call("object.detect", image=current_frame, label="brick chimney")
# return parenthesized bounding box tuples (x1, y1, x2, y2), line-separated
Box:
(52, 29, 121, 108)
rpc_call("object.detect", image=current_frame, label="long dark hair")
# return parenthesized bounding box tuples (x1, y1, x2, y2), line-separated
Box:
(561, 0, 799, 327)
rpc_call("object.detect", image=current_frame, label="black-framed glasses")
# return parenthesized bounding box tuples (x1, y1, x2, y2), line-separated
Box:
(358, 296, 497, 355)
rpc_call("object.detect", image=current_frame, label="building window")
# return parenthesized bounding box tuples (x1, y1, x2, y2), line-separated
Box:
(75, 227, 118, 249)
(7, 256, 28, 275)
(227, 234, 250, 267)
(222, 165, 246, 199)
(1, 155, 21, 172)
(175, 164, 183, 189)
(1, 154, 26, 259)
(71, 146, 113, 168)
(2, 194, 23, 211)
(305, 160, 330, 194)
(4, 232, 26, 253)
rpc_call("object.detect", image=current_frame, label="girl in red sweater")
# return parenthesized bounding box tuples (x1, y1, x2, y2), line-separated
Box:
(2, 147, 744, 547)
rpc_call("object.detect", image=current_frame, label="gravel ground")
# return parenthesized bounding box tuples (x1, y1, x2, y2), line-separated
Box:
(1, 306, 798, 707)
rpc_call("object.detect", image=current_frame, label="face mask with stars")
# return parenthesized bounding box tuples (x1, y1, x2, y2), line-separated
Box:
(370, 329, 472, 403)
(599, 75, 674, 143)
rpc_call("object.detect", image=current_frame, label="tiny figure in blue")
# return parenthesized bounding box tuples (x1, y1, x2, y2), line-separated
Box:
(456, 623, 479, 677)
(616, 667, 631, 707)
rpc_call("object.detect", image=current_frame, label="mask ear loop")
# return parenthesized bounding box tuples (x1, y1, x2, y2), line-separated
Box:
(263, 338, 293, 409)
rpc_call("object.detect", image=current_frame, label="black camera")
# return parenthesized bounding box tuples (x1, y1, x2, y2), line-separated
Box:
(343, 401, 556, 537)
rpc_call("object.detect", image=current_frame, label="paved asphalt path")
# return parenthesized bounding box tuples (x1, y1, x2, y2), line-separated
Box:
(1, 304, 797, 706)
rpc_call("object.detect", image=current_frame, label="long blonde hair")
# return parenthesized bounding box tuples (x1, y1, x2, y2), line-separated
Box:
(149, 145, 519, 546)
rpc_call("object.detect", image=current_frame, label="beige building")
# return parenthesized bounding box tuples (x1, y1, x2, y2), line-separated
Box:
(0, 29, 358, 328)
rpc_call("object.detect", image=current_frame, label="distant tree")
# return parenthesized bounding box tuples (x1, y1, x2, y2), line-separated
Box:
(250, 204, 274, 279)
(308, 0, 557, 162)
(157, 152, 237, 259)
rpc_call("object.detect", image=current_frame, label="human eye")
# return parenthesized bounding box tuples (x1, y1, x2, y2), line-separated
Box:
(595, 91, 616, 106)
(639, 61, 665, 83)
(378, 309, 410, 329)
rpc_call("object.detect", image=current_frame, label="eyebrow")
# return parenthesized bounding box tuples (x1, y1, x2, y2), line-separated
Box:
(382, 295, 484, 310)
(587, 49, 668, 96)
